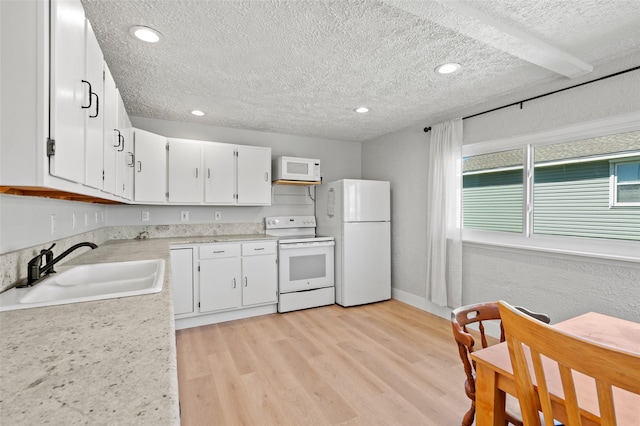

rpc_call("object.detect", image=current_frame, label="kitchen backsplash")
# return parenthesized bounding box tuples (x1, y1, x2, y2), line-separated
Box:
(0, 222, 264, 292)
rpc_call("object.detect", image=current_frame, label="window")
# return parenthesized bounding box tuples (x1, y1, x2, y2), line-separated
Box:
(463, 149, 523, 233)
(462, 113, 640, 260)
(611, 159, 640, 206)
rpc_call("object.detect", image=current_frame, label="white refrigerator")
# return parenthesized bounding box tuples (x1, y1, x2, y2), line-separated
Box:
(316, 179, 391, 307)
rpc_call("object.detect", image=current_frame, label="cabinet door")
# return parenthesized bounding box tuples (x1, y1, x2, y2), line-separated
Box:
(237, 146, 271, 205)
(200, 257, 241, 313)
(115, 94, 129, 198)
(170, 248, 194, 316)
(102, 65, 118, 194)
(123, 120, 134, 200)
(49, 0, 86, 183)
(203, 142, 236, 204)
(242, 254, 277, 306)
(168, 139, 203, 203)
(83, 20, 104, 190)
(133, 128, 167, 202)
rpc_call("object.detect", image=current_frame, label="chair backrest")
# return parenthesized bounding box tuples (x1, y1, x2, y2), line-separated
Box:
(450, 302, 550, 396)
(498, 301, 640, 426)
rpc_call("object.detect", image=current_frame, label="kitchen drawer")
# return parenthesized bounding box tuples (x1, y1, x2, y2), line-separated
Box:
(242, 241, 277, 256)
(199, 243, 240, 259)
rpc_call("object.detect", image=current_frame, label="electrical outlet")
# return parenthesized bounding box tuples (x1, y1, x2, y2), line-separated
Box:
(214, 211, 222, 220)
(51, 214, 57, 234)
(180, 211, 189, 222)
(72, 213, 76, 229)
(141, 211, 150, 221)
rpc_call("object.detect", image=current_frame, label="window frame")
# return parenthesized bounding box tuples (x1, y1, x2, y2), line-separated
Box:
(610, 157, 640, 207)
(461, 112, 640, 263)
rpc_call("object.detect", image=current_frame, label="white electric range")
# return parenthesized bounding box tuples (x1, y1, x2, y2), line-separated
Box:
(265, 216, 335, 312)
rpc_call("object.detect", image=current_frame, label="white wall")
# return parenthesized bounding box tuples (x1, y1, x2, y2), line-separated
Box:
(0, 194, 107, 254)
(362, 66, 640, 323)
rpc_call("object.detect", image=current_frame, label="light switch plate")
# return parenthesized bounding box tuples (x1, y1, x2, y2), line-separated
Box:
(180, 211, 189, 222)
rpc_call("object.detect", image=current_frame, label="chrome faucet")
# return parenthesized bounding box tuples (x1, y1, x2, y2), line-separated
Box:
(23, 242, 98, 287)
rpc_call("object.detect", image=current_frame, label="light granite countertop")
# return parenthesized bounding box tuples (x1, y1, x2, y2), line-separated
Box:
(0, 233, 273, 425)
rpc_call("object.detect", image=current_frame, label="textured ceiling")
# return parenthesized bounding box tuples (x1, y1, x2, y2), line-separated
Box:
(81, 0, 640, 142)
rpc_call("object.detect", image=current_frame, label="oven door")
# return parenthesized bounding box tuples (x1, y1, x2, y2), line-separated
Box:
(278, 241, 334, 293)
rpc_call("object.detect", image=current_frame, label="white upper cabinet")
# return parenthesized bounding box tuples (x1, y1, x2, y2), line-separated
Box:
(133, 128, 167, 203)
(122, 115, 134, 200)
(83, 20, 105, 190)
(49, 0, 87, 183)
(168, 139, 203, 203)
(165, 139, 271, 206)
(115, 94, 131, 199)
(203, 142, 236, 204)
(102, 65, 118, 195)
(237, 145, 271, 205)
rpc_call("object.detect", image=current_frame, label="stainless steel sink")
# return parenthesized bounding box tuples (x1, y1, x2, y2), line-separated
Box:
(0, 259, 164, 312)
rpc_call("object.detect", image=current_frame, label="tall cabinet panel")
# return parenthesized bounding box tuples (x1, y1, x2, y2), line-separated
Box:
(203, 142, 236, 204)
(133, 128, 167, 202)
(49, 0, 86, 183)
(83, 20, 104, 190)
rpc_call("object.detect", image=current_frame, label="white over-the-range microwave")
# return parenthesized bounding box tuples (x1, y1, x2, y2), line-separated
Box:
(272, 156, 321, 182)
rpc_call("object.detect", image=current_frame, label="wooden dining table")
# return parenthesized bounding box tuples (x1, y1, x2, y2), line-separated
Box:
(471, 312, 640, 426)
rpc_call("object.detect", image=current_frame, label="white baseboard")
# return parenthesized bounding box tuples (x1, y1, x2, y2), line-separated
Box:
(175, 304, 277, 330)
(391, 288, 452, 320)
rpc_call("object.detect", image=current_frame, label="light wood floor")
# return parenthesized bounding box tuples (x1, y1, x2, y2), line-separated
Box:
(176, 299, 469, 425)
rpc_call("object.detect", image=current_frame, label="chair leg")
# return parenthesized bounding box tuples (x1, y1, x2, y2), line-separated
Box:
(461, 401, 475, 426)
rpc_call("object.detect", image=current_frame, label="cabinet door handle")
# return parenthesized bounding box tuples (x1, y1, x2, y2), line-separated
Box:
(264, 172, 269, 181)
(89, 92, 99, 118)
(127, 152, 135, 167)
(118, 134, 125, 151)
(208, 168, 211, 179)
(233, 278, 236, 289)
(137, 161, 142, 173)
(81, 80, 93, 109)
(195, 168, 198, 178)
(114, 129, 122, 148)
(244, 277, 248, 287)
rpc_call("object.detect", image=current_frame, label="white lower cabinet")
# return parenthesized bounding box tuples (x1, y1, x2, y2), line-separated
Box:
(171, 240, 278, 329)
(170, 248, 194, 315)
(199, 244, 242, 312)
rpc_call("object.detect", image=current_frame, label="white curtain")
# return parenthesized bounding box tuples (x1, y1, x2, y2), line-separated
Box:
(426, 118, 463, 308)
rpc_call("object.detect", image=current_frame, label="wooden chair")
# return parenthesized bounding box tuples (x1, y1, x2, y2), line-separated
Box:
(498, 301, 640, 426)
(451, 302, 551, 426)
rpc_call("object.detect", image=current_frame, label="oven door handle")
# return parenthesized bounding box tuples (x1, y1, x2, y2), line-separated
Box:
(279, 241, 335, 249)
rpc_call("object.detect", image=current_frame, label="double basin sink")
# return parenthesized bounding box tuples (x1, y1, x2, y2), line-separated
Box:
(0, 259, 164, 312)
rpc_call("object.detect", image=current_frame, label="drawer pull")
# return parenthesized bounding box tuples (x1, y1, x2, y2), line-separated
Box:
(213, 250, 225, 254)
(254, 248, 265, 251)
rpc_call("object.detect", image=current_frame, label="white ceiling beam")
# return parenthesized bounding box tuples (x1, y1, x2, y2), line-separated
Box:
(383, 0, 593, 78)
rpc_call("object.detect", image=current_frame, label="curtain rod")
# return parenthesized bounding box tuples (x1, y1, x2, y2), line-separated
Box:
(423, 65, 640, 132)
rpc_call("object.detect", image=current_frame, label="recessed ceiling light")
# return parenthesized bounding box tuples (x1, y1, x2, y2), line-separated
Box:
(129, 25, 162, 43)
(435, 63, 461, 74)
(191, 110, 205, 116)
(354, 107, 370, 113)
